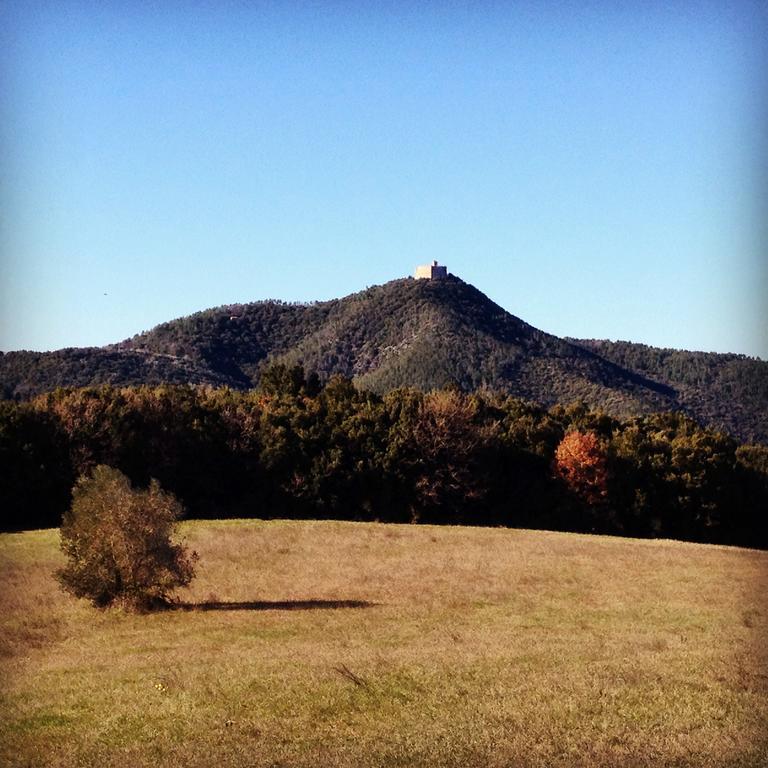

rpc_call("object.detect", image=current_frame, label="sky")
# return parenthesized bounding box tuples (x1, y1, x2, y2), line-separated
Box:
(1, 1, 766, 358)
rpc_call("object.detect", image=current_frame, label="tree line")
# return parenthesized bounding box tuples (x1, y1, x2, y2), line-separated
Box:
(2, 364, 766, 547)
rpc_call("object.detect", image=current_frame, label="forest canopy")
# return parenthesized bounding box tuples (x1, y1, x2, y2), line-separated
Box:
(2, 366, 766, 548)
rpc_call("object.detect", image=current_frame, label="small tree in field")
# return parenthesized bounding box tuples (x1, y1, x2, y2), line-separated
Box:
(58, 465, 197, 611)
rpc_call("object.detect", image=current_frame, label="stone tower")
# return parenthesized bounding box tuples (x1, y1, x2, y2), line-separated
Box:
(414, 260, 448, 280)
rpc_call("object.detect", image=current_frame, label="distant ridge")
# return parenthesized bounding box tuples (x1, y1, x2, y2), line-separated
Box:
(567, 337, 768, 447)
(1, 276, 766, 443)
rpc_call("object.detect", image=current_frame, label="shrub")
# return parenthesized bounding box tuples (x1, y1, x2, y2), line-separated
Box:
(57, 465, 197, 610)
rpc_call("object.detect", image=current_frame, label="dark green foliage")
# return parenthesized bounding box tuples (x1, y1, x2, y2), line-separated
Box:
(258, 363, 321, 398)
(736, 444, 768, 475)
(36, 385, 252, 520)
(606, 414, 735, 542)
(1, 373, 766, 548)
(2, 278, 765, 444)
(58, 466, 197, 610)
(571, 339, 768, 444)
(0, 348, 239, 398)
(0, 401, 74, 530)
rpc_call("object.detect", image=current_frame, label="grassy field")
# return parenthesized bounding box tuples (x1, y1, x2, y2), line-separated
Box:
(1, 519, 767, 768)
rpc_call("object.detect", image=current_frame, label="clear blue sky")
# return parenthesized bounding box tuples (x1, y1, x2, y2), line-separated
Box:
(1, 1, 766, 358)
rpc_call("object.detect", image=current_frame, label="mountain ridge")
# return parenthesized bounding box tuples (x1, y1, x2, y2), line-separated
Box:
(1, 276, 766, 443)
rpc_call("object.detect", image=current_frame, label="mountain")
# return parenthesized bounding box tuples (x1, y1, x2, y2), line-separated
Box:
(0, 348, 242, 398)
(567, 338, 768, 446)
(1, 276, 766, 442)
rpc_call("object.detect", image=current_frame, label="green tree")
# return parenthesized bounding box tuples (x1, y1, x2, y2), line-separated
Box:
(0, 401, 74, 530)
(257, 363, 320, 398)
(310, 375, 391, 520)
(58, 466, 197, 610)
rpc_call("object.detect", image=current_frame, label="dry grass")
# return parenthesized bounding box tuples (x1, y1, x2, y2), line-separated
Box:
(1, 519, 767, 767)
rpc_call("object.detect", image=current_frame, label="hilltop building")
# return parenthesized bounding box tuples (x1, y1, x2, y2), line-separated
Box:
(415, 260, 448, 280)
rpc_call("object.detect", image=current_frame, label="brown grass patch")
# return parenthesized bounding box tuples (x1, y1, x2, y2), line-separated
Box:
(1, 520, 766, 767)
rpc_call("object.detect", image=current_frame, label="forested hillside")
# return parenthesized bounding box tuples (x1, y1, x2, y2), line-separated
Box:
(571, 339, 768, 444)
(0, 348, 240, 398)
(1, 276, 765, 442)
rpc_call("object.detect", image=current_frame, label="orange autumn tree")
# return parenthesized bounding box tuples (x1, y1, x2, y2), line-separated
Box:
(553, 430, 609, 505)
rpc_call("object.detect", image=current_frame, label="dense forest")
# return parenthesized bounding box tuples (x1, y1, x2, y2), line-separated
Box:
(570, 338, 768, 445)
(2, 367, 766, 548)
(0, 348, 240, 398)
(2, 277, 766, 443)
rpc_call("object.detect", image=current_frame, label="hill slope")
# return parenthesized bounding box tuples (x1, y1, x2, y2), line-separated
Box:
(570, 338, 768, 445)
(1, 276, 766, 442)
(0, 347, 242, 398)
(111, 277, 683, 416)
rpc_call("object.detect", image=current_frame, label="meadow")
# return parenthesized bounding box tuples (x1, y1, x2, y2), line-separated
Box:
(1, 519, 766, 767)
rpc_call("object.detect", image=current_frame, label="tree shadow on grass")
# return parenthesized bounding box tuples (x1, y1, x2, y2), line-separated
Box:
(174, 599, 376, 612)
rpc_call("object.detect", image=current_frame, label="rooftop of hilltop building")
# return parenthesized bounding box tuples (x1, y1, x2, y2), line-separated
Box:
(414, 260, 448, 280)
